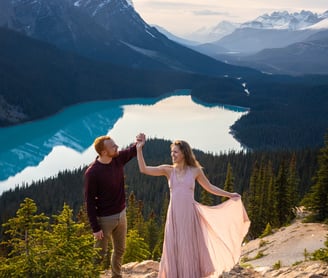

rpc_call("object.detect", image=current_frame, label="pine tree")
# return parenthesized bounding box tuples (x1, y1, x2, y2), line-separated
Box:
(246, 160, 261, 237)
(126, 191, 138, 230)
(264, 161, 275, 227)
(144, 210, 159, 258)
(152, 192, 169, 261)
(257, 162, 267, 230)
(287, 153, 299, 218)
(43, 203, 100, 277)
(0, 198, 49, 277)
(302, 133, 328, 221)
(135, 200, 146, 239)
(200, 189, 213, 205)
(76, 203, 92, 233)
(274, 159, 290, 226)
(222, 162, 234, 202)
(0, 199, 100, 277)
(123, 229, 150, 264)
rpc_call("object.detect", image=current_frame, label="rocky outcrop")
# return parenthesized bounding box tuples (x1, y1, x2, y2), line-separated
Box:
(240, 220, 328, 269)
(0, 95, 27, 124)
(101, 221, 328, 277)
(260, 261, 328, 277)
(100, 260, 328, 277)
(101, 260, 159, 278)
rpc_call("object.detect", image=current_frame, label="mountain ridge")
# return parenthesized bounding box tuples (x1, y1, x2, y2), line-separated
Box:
(1, 26, 244, 125)
(184, 10, 328, 43)
(0, 0, 258, 77)
(213, 29, 328, 75)
(175, 10, 328, 75)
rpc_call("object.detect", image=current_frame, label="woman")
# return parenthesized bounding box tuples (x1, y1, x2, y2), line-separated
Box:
(136, 135, 250, 278)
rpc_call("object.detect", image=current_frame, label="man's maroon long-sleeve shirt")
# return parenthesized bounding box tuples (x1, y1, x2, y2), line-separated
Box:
(84, 144, 137, 233)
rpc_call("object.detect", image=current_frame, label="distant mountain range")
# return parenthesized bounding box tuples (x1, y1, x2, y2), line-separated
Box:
(184, 10, 328, 43)
(216, 29, 328, 75)
(169, 10, 328, 76)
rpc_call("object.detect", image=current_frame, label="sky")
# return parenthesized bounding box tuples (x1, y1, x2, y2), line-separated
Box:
(132, 0, 328, 36)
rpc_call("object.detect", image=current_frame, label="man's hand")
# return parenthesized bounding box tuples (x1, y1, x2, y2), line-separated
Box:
(93, 230, 104, 240)
(136, 133, 146, 148)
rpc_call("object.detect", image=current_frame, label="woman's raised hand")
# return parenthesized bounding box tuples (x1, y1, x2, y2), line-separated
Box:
(136, 133, 146, 148)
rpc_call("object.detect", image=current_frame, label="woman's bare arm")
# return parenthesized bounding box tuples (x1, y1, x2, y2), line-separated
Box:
(136, 135, 170, 178)
(195, 168, 240, 198)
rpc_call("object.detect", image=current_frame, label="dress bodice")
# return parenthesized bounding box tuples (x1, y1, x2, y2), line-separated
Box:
(169, 167, 195, 197)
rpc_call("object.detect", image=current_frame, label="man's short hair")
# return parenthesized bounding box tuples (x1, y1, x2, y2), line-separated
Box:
(94, 135, 111, 155)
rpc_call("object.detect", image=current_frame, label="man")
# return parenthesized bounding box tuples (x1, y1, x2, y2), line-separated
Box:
(84, 133, 144, 278)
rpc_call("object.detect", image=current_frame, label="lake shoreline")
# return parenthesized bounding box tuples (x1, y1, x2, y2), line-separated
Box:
(0, 91, 248, 195)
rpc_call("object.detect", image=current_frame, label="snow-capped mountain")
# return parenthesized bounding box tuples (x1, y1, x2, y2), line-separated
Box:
(183, 10, 328, 74)
(240, 10, 328, 30)
(304, 17, 328, 30)
(183, 10, 328, 44)
(185, 21, 240, 43)
(0, 0, 256, 77)
(189, 10, 328, 55)
(68, 0, 155, 44)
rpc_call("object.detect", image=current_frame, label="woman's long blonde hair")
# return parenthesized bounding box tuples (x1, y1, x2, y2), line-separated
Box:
(171, 140, 202, 168)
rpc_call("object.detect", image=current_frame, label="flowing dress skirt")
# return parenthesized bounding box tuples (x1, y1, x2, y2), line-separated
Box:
(158, 168, 250, 278)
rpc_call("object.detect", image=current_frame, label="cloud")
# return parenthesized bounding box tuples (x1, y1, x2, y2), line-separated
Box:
(193, 10, 229, 16)
(141, 1, 200, 10)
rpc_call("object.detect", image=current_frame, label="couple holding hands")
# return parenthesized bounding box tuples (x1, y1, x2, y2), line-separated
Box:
(84, 133, 250, 278)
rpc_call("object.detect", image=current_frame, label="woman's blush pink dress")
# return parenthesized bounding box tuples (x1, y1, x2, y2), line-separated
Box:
(158, 167, 250, 278)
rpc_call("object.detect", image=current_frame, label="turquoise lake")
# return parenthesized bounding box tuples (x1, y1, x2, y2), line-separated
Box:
(0, 90, 248, 195)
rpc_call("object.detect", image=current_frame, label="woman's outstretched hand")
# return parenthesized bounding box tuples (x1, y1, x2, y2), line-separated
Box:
(230, 192, 241, 199)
